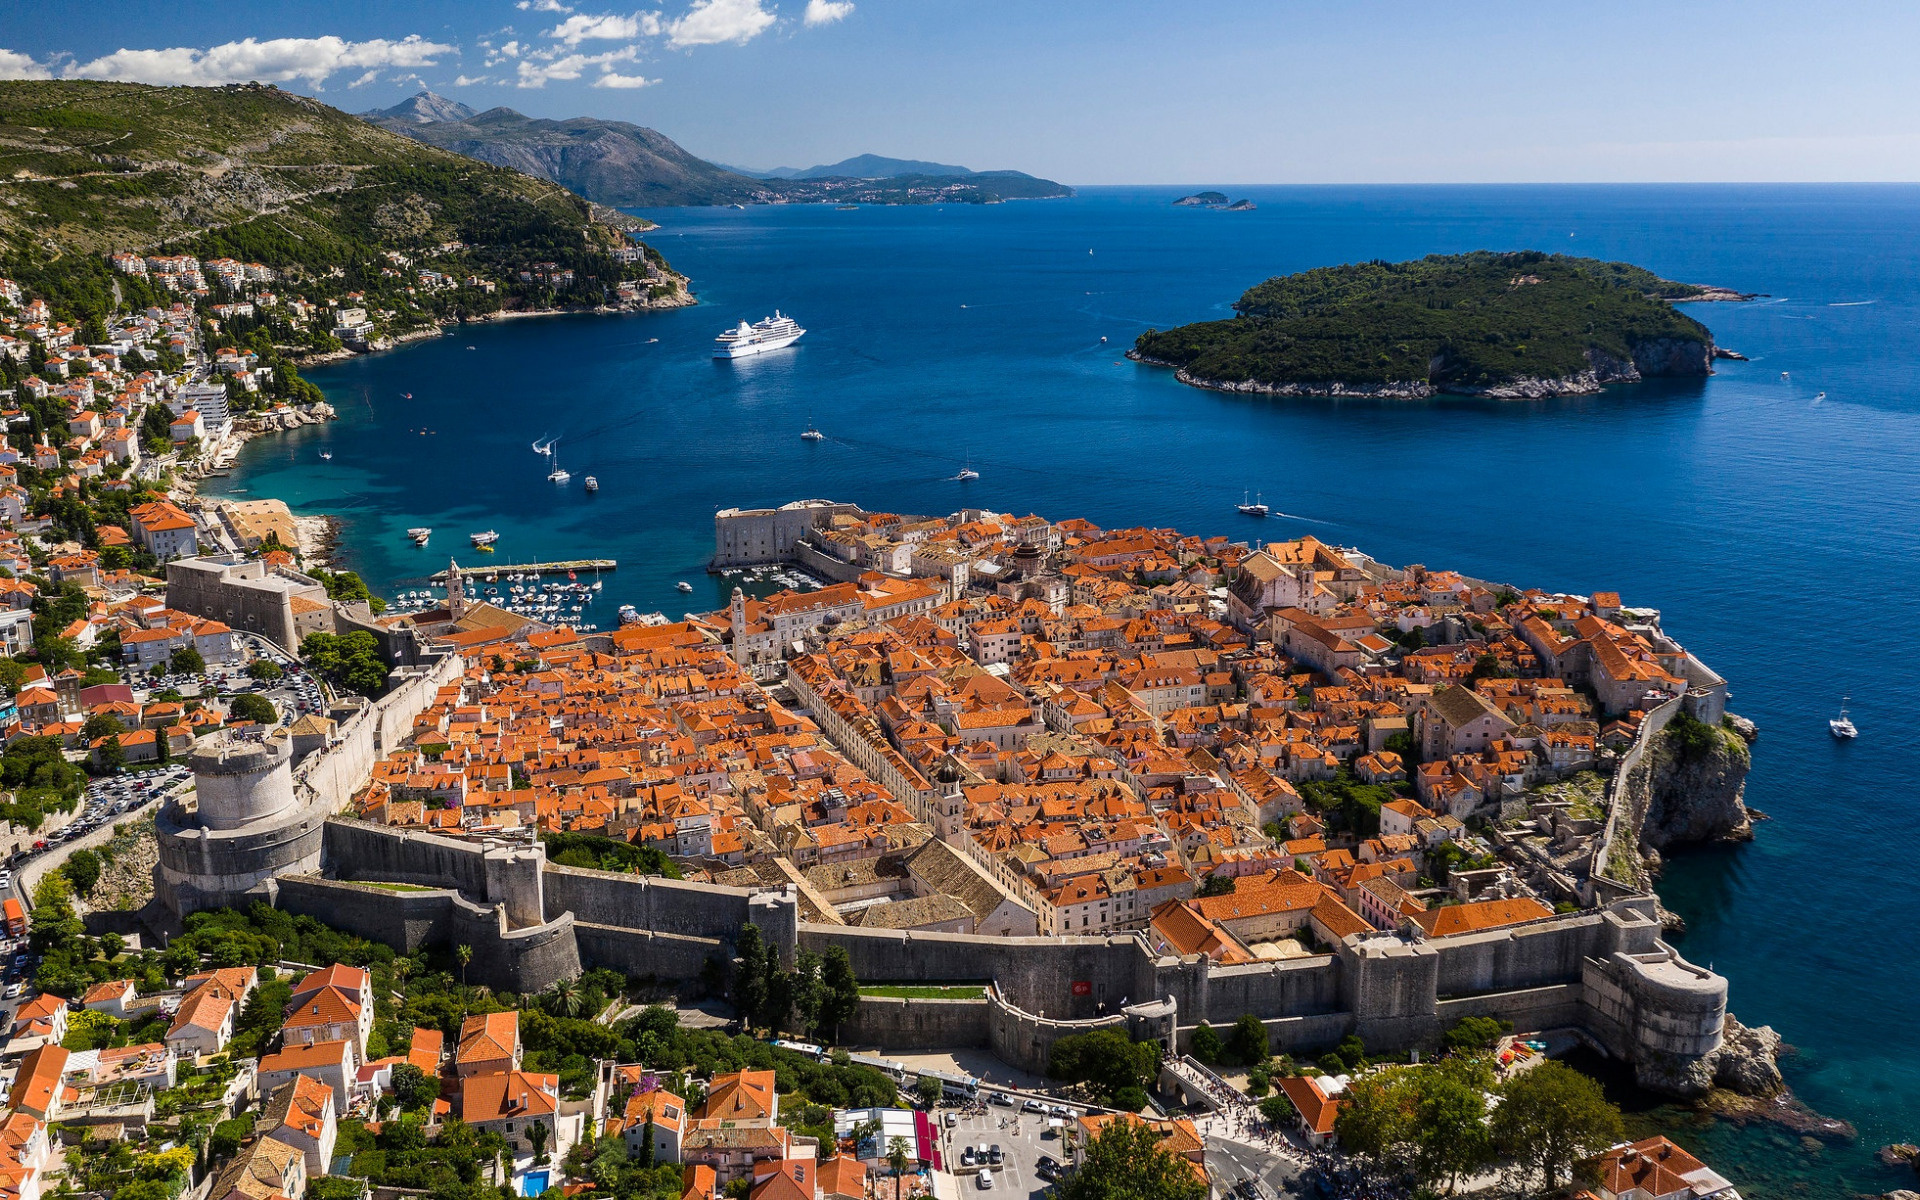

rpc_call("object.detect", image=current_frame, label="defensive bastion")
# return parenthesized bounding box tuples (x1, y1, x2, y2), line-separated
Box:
(266, 817, 1728, 1094)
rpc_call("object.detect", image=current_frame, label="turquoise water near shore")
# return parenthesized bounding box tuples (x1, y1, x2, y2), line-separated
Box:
(208, 186, 1920, 1197)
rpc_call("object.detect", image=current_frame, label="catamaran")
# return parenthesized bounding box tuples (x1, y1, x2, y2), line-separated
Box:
(801, 422, 825, 441)
(1830, 697, 1858, 739)
(714, 311, 805, 359)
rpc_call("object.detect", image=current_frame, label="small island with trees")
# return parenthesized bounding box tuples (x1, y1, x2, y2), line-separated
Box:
(1132, 250, 1739, 399)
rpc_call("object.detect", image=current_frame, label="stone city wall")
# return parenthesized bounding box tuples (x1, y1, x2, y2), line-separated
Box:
(320, 819, 491, 897)
(277, 874, 580, 994)
(841, 996, 992, 1052)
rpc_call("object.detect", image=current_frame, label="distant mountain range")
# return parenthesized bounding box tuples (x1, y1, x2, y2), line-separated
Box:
(719, 153, 977, 181)
(361, 93, 1070, 207)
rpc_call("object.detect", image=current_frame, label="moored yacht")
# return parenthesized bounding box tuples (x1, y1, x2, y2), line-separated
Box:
(1831, 697, 1858, 739)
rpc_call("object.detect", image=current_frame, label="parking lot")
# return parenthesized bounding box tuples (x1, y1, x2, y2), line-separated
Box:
(938, 1097, 1080, 1199)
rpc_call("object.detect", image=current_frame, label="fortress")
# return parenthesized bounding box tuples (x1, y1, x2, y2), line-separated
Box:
(156, 690, 1736, 1095)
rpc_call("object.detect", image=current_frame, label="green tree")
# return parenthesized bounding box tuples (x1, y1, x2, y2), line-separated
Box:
(915, 1075, 943, 1108)
(1047, 1028, 1159, 1104)
(526, 1117, 550, 1165)
(638, 1117, 656, 1168)
(1056, 1117, 1206, 1200)
(97, 733, 125, 771)
(816, 946, 860, 1043)
(1413, 1068, 1495, 1193)
(390, 1062, 440, 1112)
(1226, 1013, 1268, 1067)
(733, 923, 769, 1027)
(1331, 1069, 1418, 1172)
(227, 693, 278, 725)
(1196, 874, 1235, 898)
(1189, 1022, 1224, 1065)
(80, 713, 124, 743)
(887, 1135, 911, 1183)
(63, 848, 102, 897)
(300, 630, 389, 697)
(455, 943, 472, 985)
(1491, 1061, 1624, 1194)
(247, 659, 284, 681)
(1442, 1015, 1512, 1057)
(169, 646, 205, 674)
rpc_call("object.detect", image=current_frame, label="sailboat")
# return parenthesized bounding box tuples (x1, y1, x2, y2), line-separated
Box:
(1236, 490, 1270, 517)
(954, 457, 980, 482)
(1830, 697, 1858, 739)
(801, 419, 825, 442)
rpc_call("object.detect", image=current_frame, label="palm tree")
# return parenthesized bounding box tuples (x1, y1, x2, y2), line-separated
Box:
(391, 957, 415, 985)
(455, 944, 472, 985)
(548, 978, 583, 1018)
(887, 1135, 911, 1184)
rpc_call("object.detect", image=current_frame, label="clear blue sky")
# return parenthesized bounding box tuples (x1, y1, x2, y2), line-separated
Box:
(6, 0, 1920, 184)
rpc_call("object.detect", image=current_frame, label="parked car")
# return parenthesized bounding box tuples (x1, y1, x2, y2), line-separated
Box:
(988, 1146, 1002, 1165)
(1022, 1099, 1046, 1114)
(976, 1172, 993, 1191)
(989, 1092, 1013, 1107)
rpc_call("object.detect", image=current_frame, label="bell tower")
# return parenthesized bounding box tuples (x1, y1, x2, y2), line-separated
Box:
(730, 587, 748, 666)
(447, 558, 467, 621)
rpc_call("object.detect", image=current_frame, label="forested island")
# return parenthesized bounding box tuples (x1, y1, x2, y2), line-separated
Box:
(1132, 251, 1729, 399)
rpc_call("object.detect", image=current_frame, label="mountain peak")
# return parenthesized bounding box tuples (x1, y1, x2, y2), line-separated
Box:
(365, 91, 476, 125)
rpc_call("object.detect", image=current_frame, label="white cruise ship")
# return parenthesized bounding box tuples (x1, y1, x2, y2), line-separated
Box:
(714, 311, 805, 358)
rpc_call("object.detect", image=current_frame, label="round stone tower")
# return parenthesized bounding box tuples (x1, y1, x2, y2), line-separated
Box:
(191, 736, 296, 829)
(155, 731, 329, 917)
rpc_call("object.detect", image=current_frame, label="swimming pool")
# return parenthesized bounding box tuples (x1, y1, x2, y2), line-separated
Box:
(520, 1169, 552, 1196)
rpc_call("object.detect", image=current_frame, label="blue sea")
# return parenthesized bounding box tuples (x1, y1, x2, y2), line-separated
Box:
(208, 185, 1920, 1197)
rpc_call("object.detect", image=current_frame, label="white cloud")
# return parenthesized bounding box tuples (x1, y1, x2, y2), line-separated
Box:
(0, 49, 55, 80)
(667, 0, 776, 48)
(454, 74, 493, 86)
(593, 70, 656, 88)
(346, 69, 381, 88)
(546, 13, 659, 45)
(515, 43, 638, 87)
(517, 0, 574, 12)
(804, 0, 854, 26)
(498, 40, 524, 57)
(56, 35, 453, 89)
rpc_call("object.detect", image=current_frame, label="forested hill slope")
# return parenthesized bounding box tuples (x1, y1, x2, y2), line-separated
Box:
(1133, 252, 1727, 400)
(0, 80, 671, 322)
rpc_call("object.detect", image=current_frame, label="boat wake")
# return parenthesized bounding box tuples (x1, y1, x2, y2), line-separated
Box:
(1829, 300, 1875, 306)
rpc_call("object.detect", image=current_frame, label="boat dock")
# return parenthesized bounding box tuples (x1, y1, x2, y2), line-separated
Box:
(430, 558, 616, 582)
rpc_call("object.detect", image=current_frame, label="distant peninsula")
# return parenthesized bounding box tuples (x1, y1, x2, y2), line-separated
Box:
(1132, 251, 1735, 400)
(364, 93, 1073, 207)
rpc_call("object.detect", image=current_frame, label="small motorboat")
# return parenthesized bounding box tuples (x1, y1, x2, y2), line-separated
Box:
(320, 451, 333, 460)
(584, 476, 599, 492)
(407, 527, 431, 545)
(676, 581, 693, 593)
(1830, 697, 1858, 739)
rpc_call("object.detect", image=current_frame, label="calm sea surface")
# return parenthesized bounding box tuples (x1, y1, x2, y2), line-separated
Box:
(209, 186, 1920, 1196)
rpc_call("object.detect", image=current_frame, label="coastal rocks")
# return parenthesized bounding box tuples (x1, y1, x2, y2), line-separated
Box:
(1641, 720, 1753, 849)
(1727, 713, 1759, 743)
(1713, 1014, 1785, 1096)
(1876, 1144, 1919, 1168)
(1629, 335, 1716, 377)
(1884, 1191, 1920, 1200)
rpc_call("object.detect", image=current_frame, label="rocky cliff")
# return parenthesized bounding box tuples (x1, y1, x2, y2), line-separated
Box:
(1640, 718, 1753, 850)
